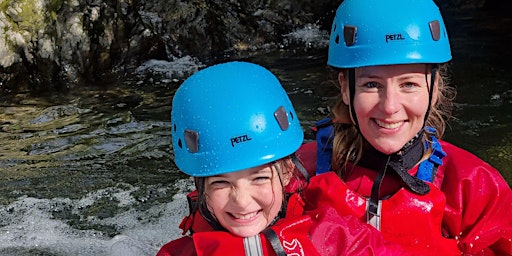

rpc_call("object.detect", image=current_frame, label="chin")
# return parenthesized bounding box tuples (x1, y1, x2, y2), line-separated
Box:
(228, 224, 265, 237)
(374, 144, 402, 155)
(232, 229, 261, 237)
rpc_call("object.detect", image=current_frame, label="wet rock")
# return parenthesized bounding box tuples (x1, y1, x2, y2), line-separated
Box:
(0, 0, 500, 93)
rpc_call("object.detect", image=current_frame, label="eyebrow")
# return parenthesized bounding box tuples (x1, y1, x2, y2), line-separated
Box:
(357, 73, 424, 80)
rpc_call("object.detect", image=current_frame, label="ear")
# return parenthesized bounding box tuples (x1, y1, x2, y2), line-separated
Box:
(339, 72, 350, 106)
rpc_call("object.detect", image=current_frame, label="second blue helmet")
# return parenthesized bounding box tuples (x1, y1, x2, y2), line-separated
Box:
(328, 0, 452, 68)
(171, 61, 304, 177)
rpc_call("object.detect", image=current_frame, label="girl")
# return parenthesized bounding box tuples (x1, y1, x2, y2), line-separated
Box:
(302, 0, 512, 255)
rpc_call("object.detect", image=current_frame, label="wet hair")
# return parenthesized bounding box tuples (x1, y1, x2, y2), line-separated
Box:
(330, 64, 455, 178)
(193, 156, 299, 231)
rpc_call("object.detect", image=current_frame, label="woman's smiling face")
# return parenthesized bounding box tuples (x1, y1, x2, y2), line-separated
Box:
(341, 64, 435, 154)
(204, 164, 287, 237)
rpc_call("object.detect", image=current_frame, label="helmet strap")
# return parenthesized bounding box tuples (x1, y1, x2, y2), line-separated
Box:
(348, 68, 359, 128)
(291, 153, 309, 181)
(424, 64, 438, 127)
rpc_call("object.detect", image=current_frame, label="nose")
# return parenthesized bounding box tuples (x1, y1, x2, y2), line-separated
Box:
(381, 87, 400, 115)
(230, 186, 252, 208)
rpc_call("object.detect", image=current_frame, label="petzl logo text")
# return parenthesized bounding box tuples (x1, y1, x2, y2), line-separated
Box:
(385, 33, 405, 43)
(230, 135, 252, 147)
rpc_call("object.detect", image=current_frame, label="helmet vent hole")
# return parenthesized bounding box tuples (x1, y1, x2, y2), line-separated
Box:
(184, 129, 199, 153)
(274, 106, 289, 131)
(335, 35, 340, 45)
(289, 111, 294, 120)
(343, 25, 357, 46)
(177, 138, 183, 149)
(173, 124, 176, 132)
(429, 20, 441, 41)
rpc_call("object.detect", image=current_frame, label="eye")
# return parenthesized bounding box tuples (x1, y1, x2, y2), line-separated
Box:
(211, 180, 228, 185)
(400, 82, 424, 92)
(208, 178, 230, 188)
(359, 81, 381, 91)
(402, 82, 416, 88)
(253, 175, 272, 184)
(364, 82, 379, 88)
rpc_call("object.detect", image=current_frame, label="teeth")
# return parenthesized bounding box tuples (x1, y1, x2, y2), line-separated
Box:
(232, 211, 257, 220)
(375, 119, 402, 129)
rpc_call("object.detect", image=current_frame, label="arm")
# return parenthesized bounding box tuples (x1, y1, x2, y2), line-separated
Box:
(437, 142, 512, 255)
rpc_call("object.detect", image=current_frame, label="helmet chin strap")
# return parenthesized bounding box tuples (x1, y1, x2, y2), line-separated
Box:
(424, 64, 438, 127)
(348, 68, 359, 128)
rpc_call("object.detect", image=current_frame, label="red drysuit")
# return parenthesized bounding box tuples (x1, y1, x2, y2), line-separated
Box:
(296, 140, 512, 255)
(156, 175, 408, 256)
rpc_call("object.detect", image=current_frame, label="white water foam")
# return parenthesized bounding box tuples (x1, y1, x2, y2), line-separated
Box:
(134, 56, 205, 80)
(283, 23, 329, 49)
(0, 179, 194, 256)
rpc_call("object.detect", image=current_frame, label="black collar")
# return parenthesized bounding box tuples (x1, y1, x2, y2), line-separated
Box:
(358, 130, 430, 195)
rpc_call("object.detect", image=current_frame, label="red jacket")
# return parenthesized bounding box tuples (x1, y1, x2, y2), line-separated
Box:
(156, 177, 408, 256)
(296, 140, 512, 255)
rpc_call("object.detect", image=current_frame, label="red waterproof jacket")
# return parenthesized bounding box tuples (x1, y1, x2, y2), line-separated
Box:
(156, 176, 408, 256)
(296, 140, 512, 255)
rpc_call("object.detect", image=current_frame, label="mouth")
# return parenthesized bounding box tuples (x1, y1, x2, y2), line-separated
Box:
(230, 210, 261, 220)
(374, 119, 403, 129)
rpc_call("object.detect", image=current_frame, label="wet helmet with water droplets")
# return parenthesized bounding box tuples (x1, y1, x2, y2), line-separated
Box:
(171, 61, 303, 177)
(328, 0, 452, 68)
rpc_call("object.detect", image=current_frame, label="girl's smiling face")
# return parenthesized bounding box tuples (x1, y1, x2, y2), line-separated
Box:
(204, 164, 288, 237)
(341, 64, 436, 154)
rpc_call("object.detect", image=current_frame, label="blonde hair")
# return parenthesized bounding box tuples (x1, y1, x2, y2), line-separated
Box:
(331, 64, 455, 178)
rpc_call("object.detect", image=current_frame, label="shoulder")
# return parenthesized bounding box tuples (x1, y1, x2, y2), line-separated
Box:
(440, 140, 487, 161)
(436, 140, 509, 191)
(438, 140, 496, 172)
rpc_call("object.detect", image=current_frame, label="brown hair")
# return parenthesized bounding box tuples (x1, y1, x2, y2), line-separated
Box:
(330, 64, 455, 178)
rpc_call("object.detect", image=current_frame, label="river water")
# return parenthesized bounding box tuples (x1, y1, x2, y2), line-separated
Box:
(0, 8, 511, 256)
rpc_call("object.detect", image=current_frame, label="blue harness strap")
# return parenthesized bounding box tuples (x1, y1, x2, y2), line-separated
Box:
(417, 126, 446, 182)
(314, 117, 334, 175)
(314, 119, 445, 182)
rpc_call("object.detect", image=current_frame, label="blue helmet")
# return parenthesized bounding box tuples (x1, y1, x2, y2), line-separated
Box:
(328, 0, 452, 68)
(171, 61, 304, 177)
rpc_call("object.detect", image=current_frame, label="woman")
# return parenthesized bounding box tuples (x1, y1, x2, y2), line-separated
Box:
(157, 61, 405, 255)
(301, 0, 512, 255)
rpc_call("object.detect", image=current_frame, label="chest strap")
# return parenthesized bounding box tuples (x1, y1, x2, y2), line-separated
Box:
(417, 126, 446, 182)
(314, 117, 334, 175)
(243, 235, 264, 256)
(262, 227, 287, 256)
(366, 198, 382, 230)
